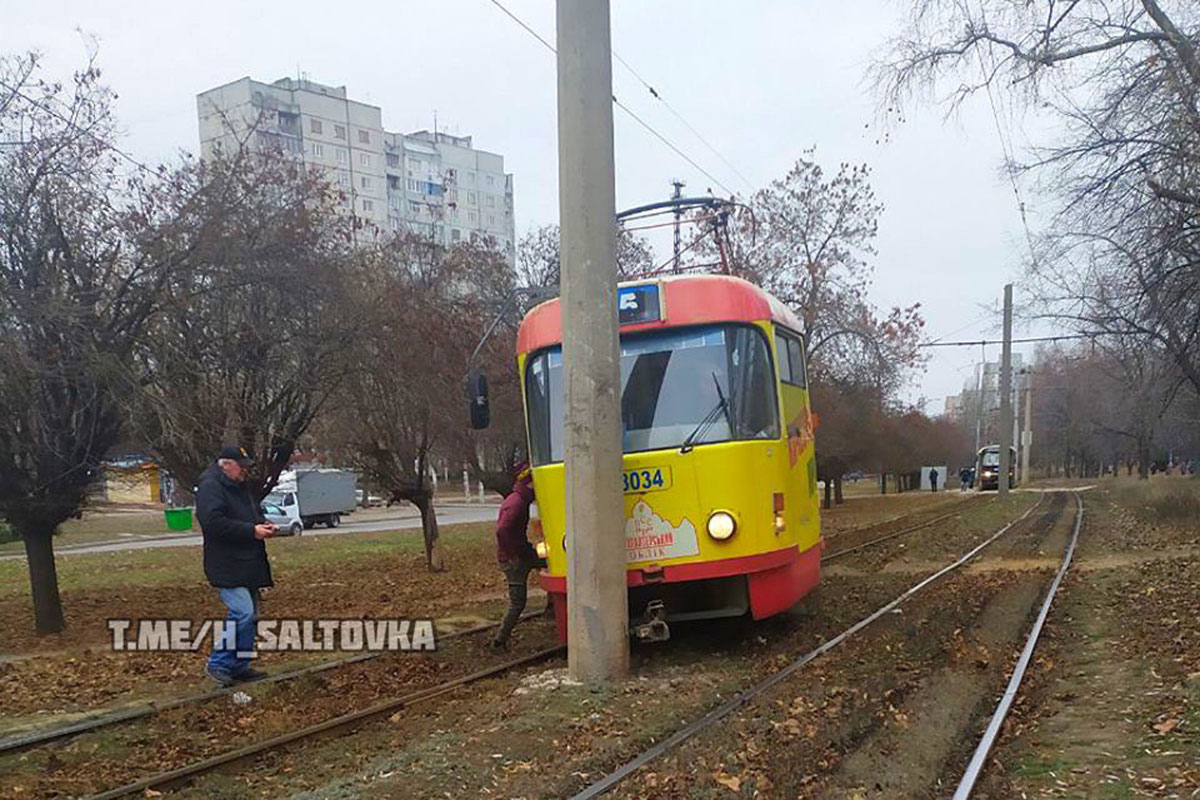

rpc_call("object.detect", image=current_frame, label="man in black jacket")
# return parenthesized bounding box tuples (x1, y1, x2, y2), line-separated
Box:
(197, 445, 276, 685)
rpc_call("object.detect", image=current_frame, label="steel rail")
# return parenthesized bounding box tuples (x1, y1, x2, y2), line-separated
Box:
(952, 490, 1084, 799)
(827, 494, 982, 542)
(0, 608, 549, 755)
(822, 497, 986, 562)
(84, 644, 566, 800)
(571, 494, 1048, 799)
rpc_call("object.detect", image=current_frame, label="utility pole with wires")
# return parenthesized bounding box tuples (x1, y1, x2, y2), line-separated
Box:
(671, 179, 684, 273)
(556, 0, 629, 683)
(998, 284, 1014, 495)
(1022, 379, 1033, 484)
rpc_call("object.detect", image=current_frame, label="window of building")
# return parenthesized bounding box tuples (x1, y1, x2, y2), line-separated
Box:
(358, 129, 370, 144)
(486, 194, 495, 207)
(311, 142, 324, 158)
(387, 175, 400, 191)
(451, 228, 461, 241)
(468, 191, 476, 204)
(334, 124, 346, 140)
(362, 199, 374, 212)
(337, 172, 350, 187)
(488, 214, 496, 226)
(409, 201, 420, 214)
(486, 174, 495, 187)
(407, 178, 418, 191)
(310, 118, 323, 135)
(468, 210, 478, 223)
(360, 153, 370, 168)
(360, 176, 371, 189)
(386, 152, 400, 168)
(336, 148, 347, 164)
(390, 196, 401, 210)
(408, 157, 421, 169)
(466, 172, 476, 185)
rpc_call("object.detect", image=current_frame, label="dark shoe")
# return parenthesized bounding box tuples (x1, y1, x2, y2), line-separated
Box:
(205, 665, 235, 686)
(488, 639, 509, 653)
(233, 667, 268, 683)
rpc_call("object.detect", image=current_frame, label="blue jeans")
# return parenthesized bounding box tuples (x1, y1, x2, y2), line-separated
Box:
(208, 587, 259, 676)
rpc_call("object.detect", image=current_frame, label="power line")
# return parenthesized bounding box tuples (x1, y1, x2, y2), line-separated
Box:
(485, 0, 738, 197)
(919, 333, 1095, 348)
(923, 308, 999, 346)
(610, 51, 756, 194)
(611, 98, 736, 197)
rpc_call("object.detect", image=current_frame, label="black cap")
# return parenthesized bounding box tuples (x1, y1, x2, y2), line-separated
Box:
(218, 445, 255, 464)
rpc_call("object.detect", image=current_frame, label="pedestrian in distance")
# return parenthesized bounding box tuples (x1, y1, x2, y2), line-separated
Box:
(489, 464, 543, 652)
(196, 445, 277, 686)
(959, 467, 971, 492)
(929, 467, 939, 492)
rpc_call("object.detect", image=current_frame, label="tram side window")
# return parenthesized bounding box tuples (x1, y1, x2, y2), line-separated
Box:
(778, 331, 807, 388)
(525, 351, 563, 464)
(728, 326, 780, 439)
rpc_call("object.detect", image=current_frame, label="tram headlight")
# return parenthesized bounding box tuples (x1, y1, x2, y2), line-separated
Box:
(535, 541, 548, 559)
(706, 511, 737, 541)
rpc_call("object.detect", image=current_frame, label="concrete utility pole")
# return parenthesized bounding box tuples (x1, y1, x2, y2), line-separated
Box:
(556, 0, 629, 682)
(973, 360, 984, 454)
(1012, 373, 1020, 479)
(1022, 380, 1032, 484)
(998, 284, 1014, 495)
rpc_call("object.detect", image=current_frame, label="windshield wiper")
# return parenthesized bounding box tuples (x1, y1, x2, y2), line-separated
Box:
(712, 372, 734, 432)
(680, 372, 731, 454)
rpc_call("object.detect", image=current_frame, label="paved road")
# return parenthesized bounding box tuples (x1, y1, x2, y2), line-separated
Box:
(0, 505, 501, 561)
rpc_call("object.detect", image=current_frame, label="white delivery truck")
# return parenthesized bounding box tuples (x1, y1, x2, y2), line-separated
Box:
(265, 469, 357, 531)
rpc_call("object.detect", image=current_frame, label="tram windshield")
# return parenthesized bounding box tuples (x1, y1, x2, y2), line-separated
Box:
(525, 324, 779, 465)
(980, 450, 1001, 467)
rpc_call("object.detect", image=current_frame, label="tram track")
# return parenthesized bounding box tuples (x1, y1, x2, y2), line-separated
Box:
(80, 644, 565, 800)
(821, 494, 988, 562)
(0, 609, 549, 757)
(3, 495, 977, 761)
(571, 492, 1076, 799)
(952, 490, 1083, 799)
(7, 495, 1050, 799)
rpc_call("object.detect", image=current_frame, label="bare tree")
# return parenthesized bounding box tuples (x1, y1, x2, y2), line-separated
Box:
(0, 54, 173, 632)
(875, 1, 1200, 396)
(516, 223, 654, 288)
(123, 146, 362, 500)
(328, 235, 514, 570)
(720, 154, 925, 392)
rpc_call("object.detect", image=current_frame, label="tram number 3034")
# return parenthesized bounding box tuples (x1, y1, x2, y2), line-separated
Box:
(622, 467, 671, 494)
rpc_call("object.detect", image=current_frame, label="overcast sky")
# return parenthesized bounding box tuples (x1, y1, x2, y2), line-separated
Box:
(4, 0, 1049, 409)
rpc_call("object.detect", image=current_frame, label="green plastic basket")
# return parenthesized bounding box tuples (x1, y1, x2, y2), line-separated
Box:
(164, 507, 193, 532)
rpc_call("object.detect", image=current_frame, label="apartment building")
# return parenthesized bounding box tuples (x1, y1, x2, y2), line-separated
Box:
(196, 76, 515, 257)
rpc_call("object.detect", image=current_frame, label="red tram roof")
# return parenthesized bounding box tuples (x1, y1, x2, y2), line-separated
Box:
(516, 274, 802, 355)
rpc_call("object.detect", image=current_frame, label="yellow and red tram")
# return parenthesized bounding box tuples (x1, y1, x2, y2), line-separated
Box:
(516, 274, 822, 641)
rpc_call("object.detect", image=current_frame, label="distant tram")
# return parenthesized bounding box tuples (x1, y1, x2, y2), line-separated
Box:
(976, 445, 1017, 491)
(515, 274, 822, 642)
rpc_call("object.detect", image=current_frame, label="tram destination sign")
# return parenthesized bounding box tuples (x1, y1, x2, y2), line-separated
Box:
(618, 283, 662, 325)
